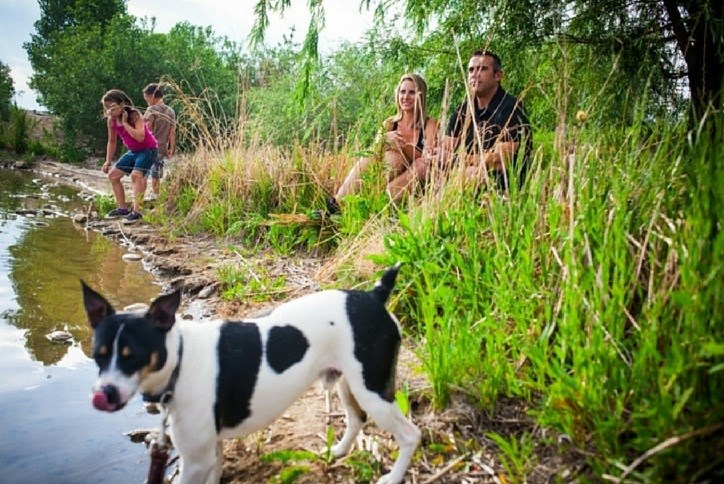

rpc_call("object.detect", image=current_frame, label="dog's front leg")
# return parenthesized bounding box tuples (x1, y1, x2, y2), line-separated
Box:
(176, 444, 222, 484)
(172, 424, 223, 484)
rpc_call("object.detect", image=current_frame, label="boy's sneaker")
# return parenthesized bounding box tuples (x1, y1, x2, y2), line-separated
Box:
(123, 211, 143, 224)
(106, 207, 131, 219)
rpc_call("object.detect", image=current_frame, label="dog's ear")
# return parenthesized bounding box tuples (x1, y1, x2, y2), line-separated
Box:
(146, 290, 181, 332)
(81, 280, 115, 329)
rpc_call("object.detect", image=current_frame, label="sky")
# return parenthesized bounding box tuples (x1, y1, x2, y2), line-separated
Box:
(0, 0, 376, 111)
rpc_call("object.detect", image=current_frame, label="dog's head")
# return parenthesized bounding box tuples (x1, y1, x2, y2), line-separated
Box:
(81, 281, 181, 412)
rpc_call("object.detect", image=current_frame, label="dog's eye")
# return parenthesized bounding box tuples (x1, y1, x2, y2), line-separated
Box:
(121, 346, 132, 358)
(94, 345, 110, 362)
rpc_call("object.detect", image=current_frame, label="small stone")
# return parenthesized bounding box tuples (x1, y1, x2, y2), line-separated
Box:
(122, 253, 143, 262)
(46, 330, 73, 343)
(123, 302, 149, 312)
(198, 285, 216, 299)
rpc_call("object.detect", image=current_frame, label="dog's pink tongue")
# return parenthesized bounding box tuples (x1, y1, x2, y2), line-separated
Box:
(92, 391, 114, 411)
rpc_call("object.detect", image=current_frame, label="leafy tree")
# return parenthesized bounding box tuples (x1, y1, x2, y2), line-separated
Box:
(0, 61, 15, 121)
(161, 22, 243, 136)
(26, 0, 127, 78)
(253, 0, 722, 126)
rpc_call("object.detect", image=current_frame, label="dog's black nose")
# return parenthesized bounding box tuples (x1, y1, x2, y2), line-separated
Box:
(101, 384, 120, 405)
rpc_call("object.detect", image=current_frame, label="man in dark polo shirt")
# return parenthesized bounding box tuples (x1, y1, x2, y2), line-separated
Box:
(442, 50, 532, 190)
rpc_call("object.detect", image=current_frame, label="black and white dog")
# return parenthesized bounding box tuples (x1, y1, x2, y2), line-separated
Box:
(82, 265, 419, 484)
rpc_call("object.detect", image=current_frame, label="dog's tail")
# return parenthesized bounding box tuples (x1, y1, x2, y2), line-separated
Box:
(371, 263, 402, 305)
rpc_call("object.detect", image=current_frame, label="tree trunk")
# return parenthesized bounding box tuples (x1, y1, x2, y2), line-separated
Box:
(662, 0, 723, 126)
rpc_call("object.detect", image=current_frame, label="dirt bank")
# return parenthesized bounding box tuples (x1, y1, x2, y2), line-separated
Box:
(27, 159, 581, 483)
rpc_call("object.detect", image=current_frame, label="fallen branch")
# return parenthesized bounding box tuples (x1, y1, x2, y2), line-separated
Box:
(421, 454, 466, 484)
(616, 423, 724, 481)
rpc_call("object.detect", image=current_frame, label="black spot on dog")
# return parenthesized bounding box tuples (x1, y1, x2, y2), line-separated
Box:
(345, 291, 400, 402)
(266, 325, 309, 374)
(215, 322, 263, 432)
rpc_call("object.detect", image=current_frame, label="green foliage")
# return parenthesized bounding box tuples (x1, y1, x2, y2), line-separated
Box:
(343, 450, 381, 481)
(1, 106, 34, 154)
(261, 449, 317, 483)
(218, 261, 288, 303)
(395, 384, 411, 416)
(29, 0, 126, 43)
(487, 431, 538, 481)
(261, 449, 319, 464)
(241, 38, 399, 149)
(10, 108, 31, 154)
(0, 61, 14, 121)
(322, 424, 335, 464)
(93, 194, 116, 217)
(58, 140, 87, 163)
(374, 115, 723, 479)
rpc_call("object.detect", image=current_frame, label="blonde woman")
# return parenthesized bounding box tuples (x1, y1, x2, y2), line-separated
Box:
(328, 73, 439, 212)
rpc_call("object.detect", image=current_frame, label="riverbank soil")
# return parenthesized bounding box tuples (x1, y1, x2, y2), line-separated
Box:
(26, 159, 584, 482)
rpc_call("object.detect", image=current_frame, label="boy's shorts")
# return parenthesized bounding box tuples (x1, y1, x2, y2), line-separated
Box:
(149, 156, 166, 180)
(114, 148, 158, 178)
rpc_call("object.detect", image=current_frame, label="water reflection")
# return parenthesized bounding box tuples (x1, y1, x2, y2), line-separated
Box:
(0, 167, 165, 482)
(1, 169, 162, 364)
(8, 219, 159, 364)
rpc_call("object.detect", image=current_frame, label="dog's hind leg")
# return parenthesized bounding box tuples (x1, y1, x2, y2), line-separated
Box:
(331, 377, 366, 457)
(351, 389, 420, 484)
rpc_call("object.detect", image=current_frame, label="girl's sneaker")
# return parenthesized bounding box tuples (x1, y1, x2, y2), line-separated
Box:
(106, 207, 131, 218)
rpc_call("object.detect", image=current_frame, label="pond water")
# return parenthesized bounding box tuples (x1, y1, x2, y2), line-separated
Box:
(0, 168, 167, 482)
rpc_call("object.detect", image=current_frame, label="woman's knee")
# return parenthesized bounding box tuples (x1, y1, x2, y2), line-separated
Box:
(108, 169, 123, 182)
(385, 150, 408, 171)
(411, 158, 429, 179)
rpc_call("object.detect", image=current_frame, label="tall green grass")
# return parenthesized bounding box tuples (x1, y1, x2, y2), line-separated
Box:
(373, 116, 723, 479)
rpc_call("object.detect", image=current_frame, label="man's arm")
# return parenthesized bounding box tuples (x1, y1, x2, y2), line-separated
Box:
(144, 107, 158, 133)
(168, 121, 176, 157)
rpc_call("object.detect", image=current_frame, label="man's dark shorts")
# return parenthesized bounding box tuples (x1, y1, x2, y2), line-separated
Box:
(114, 148, 158, 178)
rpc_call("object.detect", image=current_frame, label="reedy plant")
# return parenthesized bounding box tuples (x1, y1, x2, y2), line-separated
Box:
(372, 112, 722, 479)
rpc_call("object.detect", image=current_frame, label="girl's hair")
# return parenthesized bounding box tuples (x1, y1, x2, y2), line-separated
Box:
(392, 73, 428, 129)
(101, 89, 138, 121)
